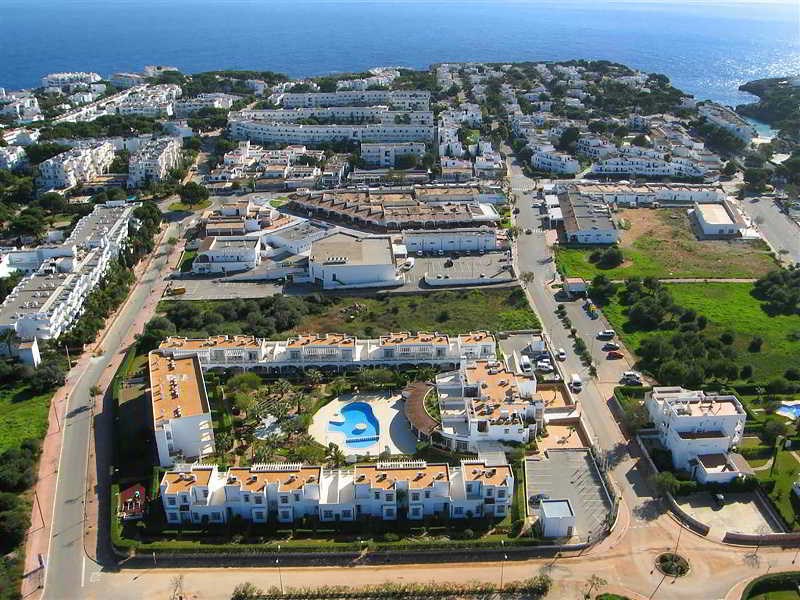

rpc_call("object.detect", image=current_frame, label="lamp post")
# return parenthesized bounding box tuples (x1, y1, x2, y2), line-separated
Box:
(276, 544, 284, 595)
(499, 539, 506, 590)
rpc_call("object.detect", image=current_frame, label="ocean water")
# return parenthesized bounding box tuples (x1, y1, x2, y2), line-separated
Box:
(1, 0, 798, 107)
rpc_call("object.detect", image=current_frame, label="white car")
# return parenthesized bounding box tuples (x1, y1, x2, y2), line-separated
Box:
(536, 360, 554, 373)
(556, 348, 567, 361)
(400, 257, 415, 271)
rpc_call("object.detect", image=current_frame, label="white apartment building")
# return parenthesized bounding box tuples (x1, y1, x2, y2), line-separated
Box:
(235, 107, 434, 126)
(531, 148, 579, 175)
(646, 386, 747, 484)
(229, 119, 434, 145)
(565, 182, 725, 207)
(0, 91, 42, 123)
(473, 151, 505, 179)
(156, 330, 496, 373)
(576, 137, 617, 159)
(591, 156, 705, 179)
(175, 93, 238, 117)
(192, 237, 262, 274)
(361, 142, 427, 167)
(436, 359, 541, 453)
(110, 72, 146, 89)
(41, 72, 101, 89)
(0, 146, 27, 171)
(127, 137, 183, 187)
(0, 202, 135, 340)
(279, 90, 431, 110)
(149, 352, 215, 466)
(559, 190, 620, 245)
(698, 103, 757, 144)
(37, 141, 115, 189)
(158, 459, 511, 525)
(115, 84, 182, 118)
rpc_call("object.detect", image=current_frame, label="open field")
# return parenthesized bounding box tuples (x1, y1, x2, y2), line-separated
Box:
(556, 208, 778, 280)
(603, 282, 800, 382)
(288, 288, 538, 336)
(0, 384, 53, 454)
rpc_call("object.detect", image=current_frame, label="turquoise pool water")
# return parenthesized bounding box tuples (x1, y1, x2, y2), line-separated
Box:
(778, 403, 800, 420)
(328, 401, 380, 449)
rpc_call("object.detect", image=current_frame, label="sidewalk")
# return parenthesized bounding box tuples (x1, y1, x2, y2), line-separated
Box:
(20, 225, 177, 599)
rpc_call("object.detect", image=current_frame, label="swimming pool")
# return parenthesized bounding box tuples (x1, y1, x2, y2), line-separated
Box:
(777, 403, 800, 420)
(328, 401, 380, 449)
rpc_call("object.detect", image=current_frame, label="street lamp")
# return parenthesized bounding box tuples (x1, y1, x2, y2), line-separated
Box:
(276, 544, 284, 595)
(499, 539, 507, 590)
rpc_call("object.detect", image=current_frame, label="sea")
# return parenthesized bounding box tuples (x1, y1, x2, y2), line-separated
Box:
(1, 0, 799, 110)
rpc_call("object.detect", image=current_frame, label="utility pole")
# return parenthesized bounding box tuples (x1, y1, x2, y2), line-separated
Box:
(276, 544, 284, 595)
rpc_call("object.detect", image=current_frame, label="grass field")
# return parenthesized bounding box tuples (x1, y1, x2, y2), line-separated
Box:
(168, 199, 211, 212)
(285, 288, 539, 336)
(755, 449, 800, 530)
(555, 208, 777, 280)
(603, 282, 800, 382)
(0, 384, 53, 454)
(179, 249, 197, 272)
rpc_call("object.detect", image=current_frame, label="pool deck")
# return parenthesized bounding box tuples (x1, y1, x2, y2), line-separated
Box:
(309, 392, 418, 456)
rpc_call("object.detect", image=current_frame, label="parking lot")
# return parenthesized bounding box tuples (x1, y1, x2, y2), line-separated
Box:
(525, 449, 612, 541)
(677, 492, 784, 535)
(165, 278, 285, 301)
(403, 251, 515, 287)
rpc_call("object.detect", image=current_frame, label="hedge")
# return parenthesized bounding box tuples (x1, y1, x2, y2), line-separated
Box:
(741, 571, 800, 599)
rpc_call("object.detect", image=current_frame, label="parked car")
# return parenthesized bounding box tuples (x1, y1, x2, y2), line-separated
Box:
(556, 348, 567, 361)
(596, 329, 616, 340)
(520, 354, 533, 374)
(713, 493, 725, 508)
(529, 493, 550, 506)
(536, 360, 554, 373)
(400, 257, 415, 271)
(607, 350, 624, 360)
(570, 373, 583, 391)
(622, 371, 642, 385)
(602, 342, 621, 351)
(525, 228, 532, 234)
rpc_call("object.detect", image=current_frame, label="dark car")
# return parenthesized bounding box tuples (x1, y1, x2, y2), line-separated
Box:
(607, 350, 624, 360)
(603, 342, 621, 351)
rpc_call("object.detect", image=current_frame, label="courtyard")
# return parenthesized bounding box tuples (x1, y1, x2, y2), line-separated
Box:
(676, 492, 784, 535)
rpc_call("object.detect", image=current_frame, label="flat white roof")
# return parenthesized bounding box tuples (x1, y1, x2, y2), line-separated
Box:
(540, 498, 574, 518)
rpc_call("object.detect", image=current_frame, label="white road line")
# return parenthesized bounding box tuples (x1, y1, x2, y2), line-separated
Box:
(81, 553, 85, 588)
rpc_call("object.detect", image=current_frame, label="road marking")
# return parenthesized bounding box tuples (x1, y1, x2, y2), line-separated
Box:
(81, 553, 85, 587)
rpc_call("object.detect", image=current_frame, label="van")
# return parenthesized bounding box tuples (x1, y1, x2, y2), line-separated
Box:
(519, 354, 532, 374)
(570, 373, 583, 391)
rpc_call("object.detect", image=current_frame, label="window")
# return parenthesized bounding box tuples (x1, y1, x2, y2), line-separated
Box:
(280, 496, 289, 504)
(424, 491, 430, 499)
(167, 497, 176, 506)
(323, 510, 333, 519)
(466, 483, 473, 493)
(192, 512, 199, 521)
(202, 489, 208, 498)
(486, 488, 493, 497)
(411, 507, 421, 516)
(374, 492, 380, 500)
(385, 508, 395, 517)
(254, 496, 263, 504)
(411, 492, 420, 502)
(294, 493, 301, 502)
(180, 495, 189, 505)
(342, 510, 352, 519)
(211, 512, 222, 521)
(243, 494, 250, 503)
(454, 506, 463, 515)
(497, 489, 506, 499)
(504, 428, 510, 434)
(386, 493, 394, 502)
(254, 511, 264, 520)
(168, 512, 179, 522)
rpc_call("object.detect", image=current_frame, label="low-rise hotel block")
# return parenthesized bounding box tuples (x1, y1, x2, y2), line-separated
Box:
(38, 141, 115, 189)
(278, 90, 431, 111)
(361, 142, 427, 168)
(229, 120, 434, 145)
(558, 190, 620, 245)
(158, 459, 512, 525)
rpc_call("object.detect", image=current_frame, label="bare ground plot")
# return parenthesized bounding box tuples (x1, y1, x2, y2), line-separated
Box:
(556, 208, 778, 280)
(676, 492, 784, 535)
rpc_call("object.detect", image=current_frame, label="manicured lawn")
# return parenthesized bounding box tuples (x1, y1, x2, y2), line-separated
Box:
(269, 197, 289, 208)
(179, 249, 197, 272)
(0, 384, 53, 454)
(555, 208, 777, 280)
(755, 449, 800, 530)
(604, 283, 800, 382)
(285, 288, 539, 336)
(740, 436, 773, 468)
(749, 592, 800, 600)
(168, 199, 211, 212)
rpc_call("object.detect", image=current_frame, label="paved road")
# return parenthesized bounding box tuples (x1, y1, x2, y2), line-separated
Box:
(43, 222, 179, 599)
(737, 195, 800, 264)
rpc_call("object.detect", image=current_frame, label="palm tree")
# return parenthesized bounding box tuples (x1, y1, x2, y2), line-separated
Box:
(326, 442, 346, 468)
(416, 366, 438, 384)
(305, 368, 323, 387)
(328, 376, 349, 397)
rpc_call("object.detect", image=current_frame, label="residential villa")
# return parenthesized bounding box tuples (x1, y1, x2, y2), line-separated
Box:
(645, 386, 748, 484)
